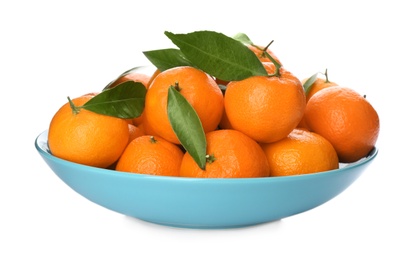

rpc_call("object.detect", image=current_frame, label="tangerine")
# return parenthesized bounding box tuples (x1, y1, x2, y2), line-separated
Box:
(48, 95, 129, 168)
(116, 135, 184, 176)
(145, 66, 224, 144)
(298, 73, 338, 129)
(302, 71, 338, 103)
(180, 129, 270, 178)
(304, 86, 380, 163)
(261, 128, 339, 176)
(224, 67, 306, 143)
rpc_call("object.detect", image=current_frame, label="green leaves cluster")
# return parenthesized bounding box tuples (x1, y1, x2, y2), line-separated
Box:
(73, 30, 274, 170)
(145, 31, 268, 81)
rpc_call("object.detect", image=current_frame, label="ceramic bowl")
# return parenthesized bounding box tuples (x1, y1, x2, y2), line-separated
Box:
(35, 130, 378, 229)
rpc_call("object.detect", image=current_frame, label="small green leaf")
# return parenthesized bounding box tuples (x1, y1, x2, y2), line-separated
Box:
(143, 48, 193, 71)
(165, 30, 267, 81)
(167, 86, 207, 170)
(302, 73, 319, 95)
(232, 32, 253, 45)
(82, 81, 147, 119)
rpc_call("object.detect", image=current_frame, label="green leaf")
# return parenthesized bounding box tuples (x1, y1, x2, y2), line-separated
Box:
(302, 73, 319, 95)
(232, 32, 253, 45)
(167, 86, 207, 170)
(143, 48, 193, 71)
(82, 81, 147, 119)
(164, 30, 268, 81)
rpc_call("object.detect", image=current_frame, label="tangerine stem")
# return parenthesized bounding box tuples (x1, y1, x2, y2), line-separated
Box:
(324, 68, 330, 83)
(150, 136, 157, 143)
(172, 81, 181, 91)
(67, 96, 81, 115)
(262, 40, 274, 52)
(206, 154, 216, 164)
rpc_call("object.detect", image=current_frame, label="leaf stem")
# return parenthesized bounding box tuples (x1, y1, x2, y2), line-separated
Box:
(264, 51, 281, 77)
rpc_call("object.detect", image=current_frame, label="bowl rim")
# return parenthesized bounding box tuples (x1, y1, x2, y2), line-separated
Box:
(35, 129, 378, 184)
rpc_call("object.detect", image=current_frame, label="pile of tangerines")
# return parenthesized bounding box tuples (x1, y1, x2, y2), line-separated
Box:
(47, 31, 380, 178)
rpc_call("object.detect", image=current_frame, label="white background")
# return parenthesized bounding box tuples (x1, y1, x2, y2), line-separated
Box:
(1, 0, 414, 259)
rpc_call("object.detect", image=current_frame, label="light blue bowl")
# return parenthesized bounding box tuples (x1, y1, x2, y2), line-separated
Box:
(35, 130, 378, 229)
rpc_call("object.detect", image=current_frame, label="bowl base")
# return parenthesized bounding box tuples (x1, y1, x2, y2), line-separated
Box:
(137, 217, 282, 229)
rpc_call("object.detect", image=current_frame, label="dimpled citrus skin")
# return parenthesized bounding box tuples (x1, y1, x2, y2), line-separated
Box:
(261, 128, 339, 176)
(48, 95, 129, 168)
(116, 135, 184, 176)
(224, 68, 306, 143)
(180, 129, 270, 178)
(304, 86, 380, 163)
(145, 66, 224, 144)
